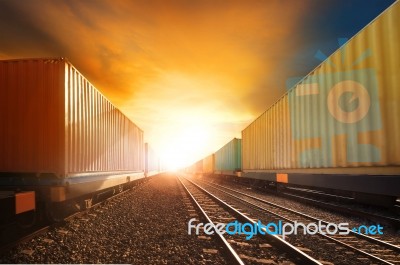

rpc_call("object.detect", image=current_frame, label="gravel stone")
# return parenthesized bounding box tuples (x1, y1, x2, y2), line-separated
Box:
(0, 174, 227, 264)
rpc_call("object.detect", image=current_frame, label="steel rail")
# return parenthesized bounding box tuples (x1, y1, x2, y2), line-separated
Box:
(177, 177, 245, 265)
(203, 180, 400, 265)
(182, 177, 323, 265)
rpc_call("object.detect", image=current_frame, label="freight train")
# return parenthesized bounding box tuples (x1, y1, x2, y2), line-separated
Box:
(0, 58, 162, 225)
(187, 2, 400, 206)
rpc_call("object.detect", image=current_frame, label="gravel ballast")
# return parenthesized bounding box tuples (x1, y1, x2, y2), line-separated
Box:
(0, 174, 226, 264)
(205, 177, 400, 246)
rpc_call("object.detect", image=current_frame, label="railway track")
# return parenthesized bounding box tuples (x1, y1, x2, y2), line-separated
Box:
(177, 177, 242, 264)
(197, 178, 400, 265)
(178, 176, 322, 265)
(281, 187, 400, 229)
(227, 178, 400, 229)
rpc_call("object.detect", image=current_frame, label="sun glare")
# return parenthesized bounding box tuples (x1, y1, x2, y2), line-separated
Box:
(159, 124, 212, 170)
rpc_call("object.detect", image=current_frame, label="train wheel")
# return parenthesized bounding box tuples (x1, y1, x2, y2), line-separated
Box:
(46, 202, 67, 222)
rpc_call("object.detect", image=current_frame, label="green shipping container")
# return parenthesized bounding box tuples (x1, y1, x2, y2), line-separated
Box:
(215, 138, 241, 173)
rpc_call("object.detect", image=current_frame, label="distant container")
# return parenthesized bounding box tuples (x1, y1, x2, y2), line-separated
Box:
(241, 2, 400, 196)
(202, 154, 215, 174)
(185, 164, 195, 174)
(145, 143, 160, 176)
(195, 160, 203, 174)
(0, 58, 144, 178)
(215, 138, 241, 175)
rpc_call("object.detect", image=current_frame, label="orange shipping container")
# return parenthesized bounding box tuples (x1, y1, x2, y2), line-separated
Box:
(0, 58, 144, 177)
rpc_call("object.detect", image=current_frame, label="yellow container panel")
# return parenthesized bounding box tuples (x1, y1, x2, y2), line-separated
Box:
(202, 154, 215, 174)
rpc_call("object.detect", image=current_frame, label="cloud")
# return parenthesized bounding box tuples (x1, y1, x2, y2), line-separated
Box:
(0, 0, 311, 167)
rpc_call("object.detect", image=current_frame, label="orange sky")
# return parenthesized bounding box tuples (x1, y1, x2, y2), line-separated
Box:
(0, 0, 312, 169)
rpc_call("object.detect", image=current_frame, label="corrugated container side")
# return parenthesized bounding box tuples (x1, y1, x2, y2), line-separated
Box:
(243, 2, 400, 171)
(202, 154, 215, 174)
(215, 138, 242, 171)
(0, 59, 65, 174)
(65, 61, 144, 174)
(0, 58, 145, 176)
